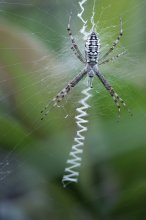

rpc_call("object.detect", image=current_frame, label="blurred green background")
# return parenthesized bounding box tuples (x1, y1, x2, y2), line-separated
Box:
(0, 0, 146, 219)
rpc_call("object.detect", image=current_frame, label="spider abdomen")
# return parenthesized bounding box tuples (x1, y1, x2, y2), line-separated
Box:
(85, 32, 100, 64)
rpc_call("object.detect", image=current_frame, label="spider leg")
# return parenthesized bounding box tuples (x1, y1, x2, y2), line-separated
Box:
(70, 46, 85, 63)
(99, 51, 126, 66)
(99, 18, 123, 61)
(67, 14, 85, 63)
(94, 67, 131, 116)
(41, 68, 87, 120)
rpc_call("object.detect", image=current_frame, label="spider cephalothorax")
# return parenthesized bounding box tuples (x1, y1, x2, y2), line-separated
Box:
(41, 16, 131, 120)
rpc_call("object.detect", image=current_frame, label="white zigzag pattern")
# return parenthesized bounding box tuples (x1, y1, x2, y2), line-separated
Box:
(62, 87, 92, 187)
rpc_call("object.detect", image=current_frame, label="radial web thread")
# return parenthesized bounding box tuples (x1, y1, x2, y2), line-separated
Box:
(62, 87, 92, 187)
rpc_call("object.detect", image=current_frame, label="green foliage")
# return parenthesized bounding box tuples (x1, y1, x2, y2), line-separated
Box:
(0, 0, 146, 219)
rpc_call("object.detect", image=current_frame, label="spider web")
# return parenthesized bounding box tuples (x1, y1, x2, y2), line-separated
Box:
(0, 0, 146, 217)
(0, 0, 144, 179)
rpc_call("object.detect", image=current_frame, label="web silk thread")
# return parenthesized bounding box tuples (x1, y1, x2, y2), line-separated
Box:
(62, 87, 92, 187)
(77, 0, 88, 39)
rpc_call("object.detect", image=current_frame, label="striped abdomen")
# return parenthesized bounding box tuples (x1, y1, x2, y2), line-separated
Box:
(85, 32, 100, 64)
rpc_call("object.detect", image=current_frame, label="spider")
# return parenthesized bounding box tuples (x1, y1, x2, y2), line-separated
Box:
(41, 15, 130, 120)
